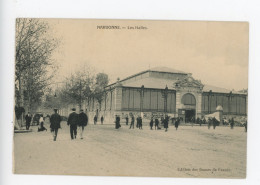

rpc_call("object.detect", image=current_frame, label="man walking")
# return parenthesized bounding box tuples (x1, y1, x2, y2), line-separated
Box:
(139, 116, 143, 129)
(125, 115, 129, 125)
(78, 109, 88, 139)
(175, 117, 180, 130)
(136, 116, 139, 128)
(25, 112, 32, 130)
(67, 108, 78, 140)
(115, 115, 121, 129)
(101, 116, 104, 125)
(129, 114, 135, 129)
(94, 115, 97, 125)
(155, 117, 159, 130)
(230, 117, 234, 129)
(150, 118, 154, 130)
(50, 109, 61, 141)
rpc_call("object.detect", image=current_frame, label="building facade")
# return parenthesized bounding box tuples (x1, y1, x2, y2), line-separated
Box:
(86, 67, 247, 124)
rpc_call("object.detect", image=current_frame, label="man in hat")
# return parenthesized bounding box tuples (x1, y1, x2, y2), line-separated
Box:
(154, 117, 159, 130)
(67, 108, 79, 140)
(164, 115, 169, 132)
(138, 116, 143, 129)
(25, 112, 32, 130)
(50, 109, 61, 141)
(101, 115, 104, 125)
(129, 114, 135, 129)
(94, 115, 97, 125)
(125, 115, 129, 125)
(115, 115, 121, 129)
(78, 109, 88, 139)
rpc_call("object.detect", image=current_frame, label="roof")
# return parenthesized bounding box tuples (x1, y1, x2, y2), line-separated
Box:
(106, 66, 246, 95)
(107, 66, 188, 87)
(121, 77, 177, 90)
(149, 66, 187, 74)
(203, 84, 245, 94)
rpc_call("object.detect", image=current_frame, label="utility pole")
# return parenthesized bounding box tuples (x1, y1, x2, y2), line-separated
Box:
(140, 85, 144, 113)
(162, 85, 168, 114)
(208, 90, 212, 113)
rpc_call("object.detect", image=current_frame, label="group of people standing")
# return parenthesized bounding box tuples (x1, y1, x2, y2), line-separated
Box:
(94, 115, 104, 125)
(49, 108, 88, 141)
(127, 114, 181, 132)
(24, 109, 247, 142)
(25, 112, 47, 131)
(128, 115, 143, 129)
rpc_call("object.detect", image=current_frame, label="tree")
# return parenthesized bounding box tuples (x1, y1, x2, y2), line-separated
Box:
(60, 70, 109, 110)
(93, 73, 109, 105)
(64, 70, 95, 110)
(15, 18, 59, 111)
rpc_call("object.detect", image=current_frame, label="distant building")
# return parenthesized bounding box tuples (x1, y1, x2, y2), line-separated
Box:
(86, 67, 247, 124)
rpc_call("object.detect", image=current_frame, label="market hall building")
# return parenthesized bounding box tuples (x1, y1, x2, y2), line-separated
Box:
(86, 67, 247, 124)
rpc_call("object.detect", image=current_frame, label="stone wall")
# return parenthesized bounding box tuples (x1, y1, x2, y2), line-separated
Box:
(175, 89, 203, 119)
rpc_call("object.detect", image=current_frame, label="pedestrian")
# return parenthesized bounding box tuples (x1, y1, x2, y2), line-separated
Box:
(155, 118, 159, 130)
(78, 109, 88, 139)
(115, 115, 121, 129)
(230, 117, 234, 129)
(136, 117, 139, 128)
(94, 115, 97, 125)
(125, 115, 129, 125)
(175, 117, 179, 130)
(161, 116, 164, 128)
(129, 115, 135, 129)
(199, 118, 202, 126)
(50, 109, 61, 141)
(150, 118, 154, 130)
(101, 116, 104, 125)
(208, 118, 211, 129)
(244, 120, 247, 132)
(139, 116, 143, 129)
(67, 108, 78, 140)
(25, 112, 32, 130)
(203, 118, 206, 125)
(38, 114, 47, 132)
(212, 117, 217, 129)
(164, 115, 169, 132)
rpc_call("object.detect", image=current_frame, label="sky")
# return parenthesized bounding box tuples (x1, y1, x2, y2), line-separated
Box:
(46, 19, 248, 91)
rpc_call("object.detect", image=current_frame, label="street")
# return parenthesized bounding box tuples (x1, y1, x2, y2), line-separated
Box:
(13, 122, 247, 178)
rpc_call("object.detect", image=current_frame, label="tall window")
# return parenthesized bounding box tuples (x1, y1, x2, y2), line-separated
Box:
(181, 93, 196, 105)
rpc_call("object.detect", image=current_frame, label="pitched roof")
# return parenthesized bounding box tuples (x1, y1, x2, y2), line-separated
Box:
(203, 84, 244, 94)
(107, 66, 188, 87)
(149, 66, 187, 74)
(122, 77, 177, 89)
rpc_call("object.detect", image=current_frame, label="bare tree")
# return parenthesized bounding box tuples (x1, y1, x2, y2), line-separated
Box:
(15, 18, 59, 111)
(64, 70, 95, 110)
(93, 73, 109, 106)
(58, 69, 109, 110)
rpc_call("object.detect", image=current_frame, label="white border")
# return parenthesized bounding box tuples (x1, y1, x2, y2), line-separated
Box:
(1, 0, 260, 185)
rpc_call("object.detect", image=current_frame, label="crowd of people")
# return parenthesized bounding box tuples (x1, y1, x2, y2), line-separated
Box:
(126, 114, 181, 132)
(22, 109, 247, 141)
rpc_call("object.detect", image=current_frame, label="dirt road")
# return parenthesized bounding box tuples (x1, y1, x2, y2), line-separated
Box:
(13, 122, 247, 178)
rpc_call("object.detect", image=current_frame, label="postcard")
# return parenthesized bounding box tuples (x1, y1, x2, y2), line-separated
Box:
(13, 19, 248, 178)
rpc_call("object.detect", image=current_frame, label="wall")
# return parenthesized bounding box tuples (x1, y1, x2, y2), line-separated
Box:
(175, 88, 203, 119)
(121, 87, 176, 113)
(201, 93, 247, 116)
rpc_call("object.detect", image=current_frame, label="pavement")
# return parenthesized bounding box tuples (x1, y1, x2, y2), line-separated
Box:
(13, 121, 247, 178)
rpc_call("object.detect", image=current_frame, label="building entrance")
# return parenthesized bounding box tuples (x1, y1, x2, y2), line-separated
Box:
(185, 109, 195, 123)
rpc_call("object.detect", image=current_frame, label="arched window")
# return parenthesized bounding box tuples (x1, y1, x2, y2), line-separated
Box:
(182, 93, 196, 105)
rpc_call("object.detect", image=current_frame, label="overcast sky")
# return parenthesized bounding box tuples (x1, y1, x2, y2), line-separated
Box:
(46, 19, 248, 91)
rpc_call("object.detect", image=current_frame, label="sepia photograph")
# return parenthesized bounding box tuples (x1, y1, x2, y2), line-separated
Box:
(13, 19, 248, 178)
